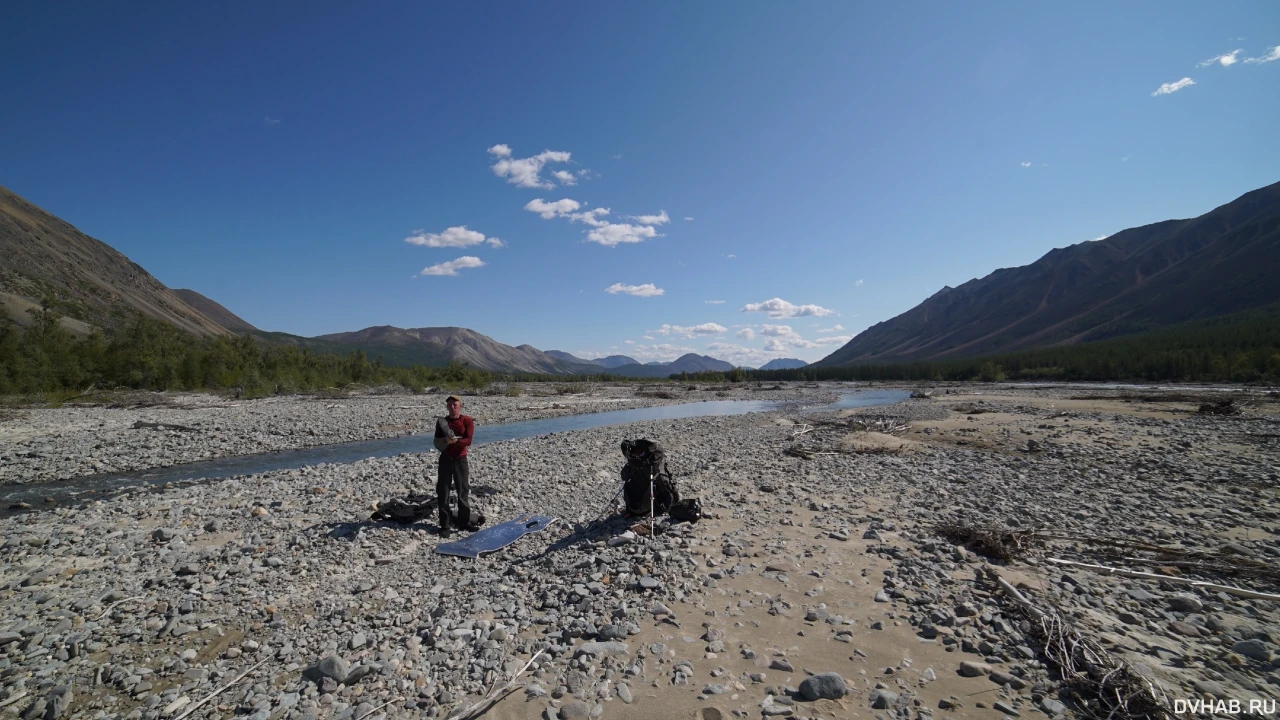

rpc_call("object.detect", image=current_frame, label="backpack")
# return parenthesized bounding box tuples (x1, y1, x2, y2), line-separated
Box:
(372, 494, 486, 528)
(668, 497, 702, 523)
(372, 494, 439, 524)
(621, 439, 679, 516)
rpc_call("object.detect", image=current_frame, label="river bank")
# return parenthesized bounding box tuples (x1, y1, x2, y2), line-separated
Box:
(0, 383, 841, 486)
(0, 386, 1277, 720)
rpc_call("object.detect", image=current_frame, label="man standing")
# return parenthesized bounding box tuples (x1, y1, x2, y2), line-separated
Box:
(436, 395, 475, 537)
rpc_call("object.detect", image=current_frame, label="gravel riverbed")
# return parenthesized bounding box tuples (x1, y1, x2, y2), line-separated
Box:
(0, 384, 838, 486)
(1, 384, 1278, 720)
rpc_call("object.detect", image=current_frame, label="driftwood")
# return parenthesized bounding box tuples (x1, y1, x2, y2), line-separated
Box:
(985, 567, 1173, 720)
(1045, 558, 1280, 602)
(91, 595, 146, 621)
(933, 521, 1042, 561)
(444, 650, 544, 720)
(131, 420, 199, 432)
(172, 657, 270, 720)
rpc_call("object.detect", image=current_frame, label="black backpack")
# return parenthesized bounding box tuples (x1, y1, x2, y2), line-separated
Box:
(372, 495, 486, 528)
(621, 439, 679, 516)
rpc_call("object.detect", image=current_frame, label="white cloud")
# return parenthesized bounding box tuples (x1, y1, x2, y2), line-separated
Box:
(642, 335, 655, 340)
(763, 339, 786, 352)
(1093, 234, 1110, 241)
(629, 210, 670, 226)
(405, 226, 500, 249)
(741, 297, 835, 318)
(705, 341, 783, 367)
(1122, 156, 1130, 162)
(264, 117, 281, 126)
(419, 256, 485, 276)
(705, 300, 725, 304)
(524, 198, 582, 219)
(623, 340, 635, 345)
(1152, 77, 1196, 96)
(605, 282, 664, 297)
(854, 279, 864, 287)
(818, 324, 844, 333)
(756, 323, 822, 349)
(1199, 49, 1242, 67)
(736, 328, 755, 341)
(567, 208, 665, 247)
(725, 254, 736, 259)
(1020, 161, 1032, 168)
(814, 335, 853, 346)
(654, 323, 727, 339)
(684, 217, 694, 221)
(488, 145, 573, 189)
(629, 343, 696, 362)
(551, 170, 578, 186)
(587, 223, 657, 246)
(1244, 46, 1280, 64)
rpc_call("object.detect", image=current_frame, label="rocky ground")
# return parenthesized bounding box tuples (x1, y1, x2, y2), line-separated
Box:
(0, 383, 833, 485)
(1, 384, 1278, 720)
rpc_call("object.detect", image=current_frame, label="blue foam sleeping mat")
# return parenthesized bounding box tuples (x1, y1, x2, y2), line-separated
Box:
(433, 513, 557, 558)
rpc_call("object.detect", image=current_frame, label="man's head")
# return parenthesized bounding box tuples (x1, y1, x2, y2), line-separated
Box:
(446, 395, 462, 418)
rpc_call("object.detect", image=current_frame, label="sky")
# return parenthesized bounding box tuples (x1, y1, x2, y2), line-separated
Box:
(2, 3, 1278, 366)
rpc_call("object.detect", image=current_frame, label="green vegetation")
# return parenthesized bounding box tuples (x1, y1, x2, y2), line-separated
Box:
(5, 302, 1277, 399)
(0, 309, 506, 397)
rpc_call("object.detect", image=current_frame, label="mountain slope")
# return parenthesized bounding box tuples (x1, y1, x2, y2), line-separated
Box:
(172, 289, 258, 333)
(0, 185, 228, 336)
(602, 353, 736, 378)
(314, 326, 593, 374)
(760, 358, 807, 370)
(817, 180, 1280, 366)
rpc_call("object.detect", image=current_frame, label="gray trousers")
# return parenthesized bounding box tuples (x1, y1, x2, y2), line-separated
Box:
(437, 456, 471, 528)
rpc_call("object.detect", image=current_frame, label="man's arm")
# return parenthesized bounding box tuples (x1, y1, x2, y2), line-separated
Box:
(455, 417, 474, 449)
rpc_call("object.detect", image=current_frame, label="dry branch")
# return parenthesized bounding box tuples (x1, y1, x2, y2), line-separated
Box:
(1045, 558, 1280, 602)
(172, 657, 270, 720)
(984, 568, 1173, 720)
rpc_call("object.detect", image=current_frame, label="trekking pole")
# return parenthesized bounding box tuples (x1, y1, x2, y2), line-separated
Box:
(649, 468, 655, 538)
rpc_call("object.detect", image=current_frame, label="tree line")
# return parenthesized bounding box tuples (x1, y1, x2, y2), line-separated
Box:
(4, 302, 1278, 398)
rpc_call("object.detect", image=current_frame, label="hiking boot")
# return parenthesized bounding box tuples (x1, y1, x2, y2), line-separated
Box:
(439, 524, 452, 539)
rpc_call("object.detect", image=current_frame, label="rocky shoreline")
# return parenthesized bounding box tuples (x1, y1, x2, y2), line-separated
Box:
(1, 384, 1278, 720)
(0, 383, 838, 486)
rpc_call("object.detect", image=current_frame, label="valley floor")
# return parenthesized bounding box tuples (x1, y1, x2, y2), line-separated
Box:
(0, 385, 1278, 720)
(0, 383, 837, 486)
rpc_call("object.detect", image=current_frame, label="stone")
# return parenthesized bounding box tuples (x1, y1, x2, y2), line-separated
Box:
(873, 590, 889, 603)
(769, 658, 793, 672)
(559, 700, 590, 719)
(798, 672, 846, 701)
(616, 683, 632, 704)
(869, 689, 898, 709)
(993, 700, 1020, 716)
(1168, 593, 1202, 613)
(958, 661, 991, 677)
(576, 641, 629, 657)
(1041, 698, 1067, 715)
(304, 656, 350, 685)
(151, 528, 176, 542)
(1232, 639, 1273, 662)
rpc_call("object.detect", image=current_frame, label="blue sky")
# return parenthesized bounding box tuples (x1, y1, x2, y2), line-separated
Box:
(2, 3, 1278, 366)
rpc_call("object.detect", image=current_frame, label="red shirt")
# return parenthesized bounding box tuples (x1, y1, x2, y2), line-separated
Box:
(441, 415, 474, 459)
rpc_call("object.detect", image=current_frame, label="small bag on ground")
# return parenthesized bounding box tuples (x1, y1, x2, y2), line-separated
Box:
(668, 497, 702, 523)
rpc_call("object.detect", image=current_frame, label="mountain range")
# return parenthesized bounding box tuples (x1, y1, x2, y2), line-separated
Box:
(5, 180, 1278, 375)
(816, 180, 1280, 366)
